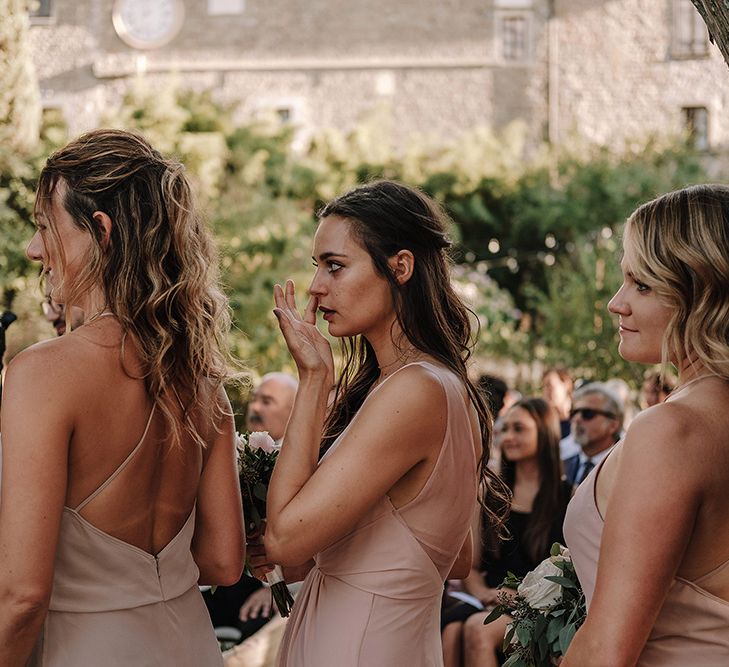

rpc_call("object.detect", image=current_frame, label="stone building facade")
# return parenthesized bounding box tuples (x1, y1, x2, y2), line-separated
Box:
(27, 0, 729, 152)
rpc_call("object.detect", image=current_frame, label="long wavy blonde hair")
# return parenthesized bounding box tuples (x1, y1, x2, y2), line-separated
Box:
(34, 128, 240, 447)
(625, 184, 729, 379)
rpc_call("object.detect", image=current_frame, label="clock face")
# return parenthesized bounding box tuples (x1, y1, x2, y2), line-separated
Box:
(112, 0, 185, 50)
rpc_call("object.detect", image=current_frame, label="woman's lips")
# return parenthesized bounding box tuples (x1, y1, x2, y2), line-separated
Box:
(319, 306, 336, 322)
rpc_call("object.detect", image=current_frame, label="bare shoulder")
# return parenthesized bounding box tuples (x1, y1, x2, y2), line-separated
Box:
(625, 401, 691, 443)
(342, 362, 449, 458)
(620, 399, 712, 484)
(373, 362, 448, 412)
(7, 336, 85, 384)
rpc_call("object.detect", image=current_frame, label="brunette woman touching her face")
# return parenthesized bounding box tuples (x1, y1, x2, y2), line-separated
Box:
(260, 180, 509, 667)
(562, 185, 729, 666)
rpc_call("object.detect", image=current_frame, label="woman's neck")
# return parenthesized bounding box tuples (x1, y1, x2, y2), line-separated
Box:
(366, 322, 422, 381)
(676, 359, 709, 386)
(514, 458, 540, 484)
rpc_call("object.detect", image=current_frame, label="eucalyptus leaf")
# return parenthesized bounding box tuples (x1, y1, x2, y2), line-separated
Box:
(484, 605, 507, 625)
(533, 613, 548, 639)
(545, 575, 576, 589)
(516, 623, 531, 647)
(559, 622, 577, 655)
(546, 616, 562, 643)
(503, 624, 516, 652)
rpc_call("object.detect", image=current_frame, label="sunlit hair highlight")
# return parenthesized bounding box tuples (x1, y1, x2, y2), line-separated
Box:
(34, 128, 239, 448)
(317, 179, 510, 536)
(625, 184, 729, 379)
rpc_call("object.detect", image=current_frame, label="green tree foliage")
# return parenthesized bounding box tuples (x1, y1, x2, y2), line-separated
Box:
(0, 0, 40, 154)
(0, 83, 708, 388)
(525, 230, 644, 385)
(0, 110, 67, 314)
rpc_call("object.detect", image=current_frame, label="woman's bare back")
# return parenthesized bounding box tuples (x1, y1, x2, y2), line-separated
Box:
(60, 319, 209, 555)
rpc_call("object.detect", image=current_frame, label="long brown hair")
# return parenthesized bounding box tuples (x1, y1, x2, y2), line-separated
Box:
(499, 398, 566, 563)
(34, 128, 239, 447)
(318, 180, 510, 535)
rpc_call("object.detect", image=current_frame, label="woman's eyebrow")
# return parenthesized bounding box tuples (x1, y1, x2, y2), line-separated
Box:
(313, 252, 349, 261)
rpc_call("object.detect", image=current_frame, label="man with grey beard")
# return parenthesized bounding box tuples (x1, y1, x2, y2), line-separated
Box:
(563, 382, 624, 487)
(246, 372, 298, 446)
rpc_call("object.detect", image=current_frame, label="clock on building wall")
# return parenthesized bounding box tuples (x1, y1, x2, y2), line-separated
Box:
(112, 0, 185, 50)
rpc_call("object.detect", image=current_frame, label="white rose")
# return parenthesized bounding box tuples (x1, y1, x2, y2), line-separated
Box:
(551, 545, 570, 564)
(517, 557, 562, 610)
(248, 431, 277, 453)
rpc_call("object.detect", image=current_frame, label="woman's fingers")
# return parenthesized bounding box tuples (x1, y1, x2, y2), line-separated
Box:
(274, 281, 303, 322)
(273, 283, 286, 310)
(304, 295, 318, 325)
(285, 279, 298, 312)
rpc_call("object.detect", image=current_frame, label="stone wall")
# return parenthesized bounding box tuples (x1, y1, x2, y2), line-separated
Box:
(27, 0, 728, 153)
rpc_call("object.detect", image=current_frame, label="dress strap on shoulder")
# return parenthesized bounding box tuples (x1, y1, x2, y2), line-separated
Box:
(74, 404, 156, 512)
(692, 554, 729, 586)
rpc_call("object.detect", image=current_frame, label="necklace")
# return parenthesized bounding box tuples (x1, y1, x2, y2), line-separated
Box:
(372, 349, 424, 392)
(85, 310, 115, 325)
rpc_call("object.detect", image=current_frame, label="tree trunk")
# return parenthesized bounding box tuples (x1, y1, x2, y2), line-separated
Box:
(691, 1, 729, 70)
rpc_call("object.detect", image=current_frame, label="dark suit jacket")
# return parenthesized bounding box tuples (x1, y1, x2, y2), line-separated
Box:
(563, 453, 582, 486)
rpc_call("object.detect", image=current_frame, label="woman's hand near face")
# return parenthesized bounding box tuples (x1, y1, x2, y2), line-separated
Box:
(273, 280, 334, 387)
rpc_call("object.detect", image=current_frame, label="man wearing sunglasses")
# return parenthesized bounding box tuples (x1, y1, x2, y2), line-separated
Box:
(563, 383, 624, 487)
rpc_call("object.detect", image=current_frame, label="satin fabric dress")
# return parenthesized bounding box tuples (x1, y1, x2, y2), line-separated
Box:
(26, 408, 222, 666)
(564, 449, 729, 665)
(276, 361, 479, 666)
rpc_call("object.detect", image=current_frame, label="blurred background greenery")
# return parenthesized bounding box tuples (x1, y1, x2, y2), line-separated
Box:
(0, 0, 709, 412)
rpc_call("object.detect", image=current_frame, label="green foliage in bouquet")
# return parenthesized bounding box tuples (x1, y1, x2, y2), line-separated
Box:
(484, 543, 586, 667)
(236, 432, 295, 617)
(237, 432, 279, 534)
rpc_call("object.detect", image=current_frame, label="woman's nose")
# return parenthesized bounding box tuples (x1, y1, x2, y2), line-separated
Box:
(26, 230, 45, 262)
(607, 285, 629, 315)
(308, 270, 326, 297)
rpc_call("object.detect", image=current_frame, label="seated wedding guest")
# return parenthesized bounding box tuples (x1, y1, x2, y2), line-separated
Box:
(640, 368, 677, 409)
(542, 366, 581, 461)
(41, 294, 83, 336)
(448, 398, 571, 667)
(605, 377, 637, 429)
(205, 372, 298, 641)
(247, 372, 298, 446)
(563, 382, 623, 488)
(254, 180, 509, 666)
(541, 367, 573, 439)
(0, 129, 244, 666)
(477, 374, 510, 470)
(563, 184, 729, 666)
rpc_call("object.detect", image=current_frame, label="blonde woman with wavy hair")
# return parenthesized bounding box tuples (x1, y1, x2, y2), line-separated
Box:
(563, 184, 729, 666)
(0, 129, 245, 666)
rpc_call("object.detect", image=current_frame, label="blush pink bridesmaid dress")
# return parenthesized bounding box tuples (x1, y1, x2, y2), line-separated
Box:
(276, 361, 479, 667)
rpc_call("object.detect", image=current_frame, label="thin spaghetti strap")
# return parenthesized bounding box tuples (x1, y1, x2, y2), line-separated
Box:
(692, 555, 729, 585)
(74, 404, 156, 512)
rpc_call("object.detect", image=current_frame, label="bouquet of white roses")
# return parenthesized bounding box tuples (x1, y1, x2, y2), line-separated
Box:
(237, 431, 295, 617)
(483, 543, 586, 667)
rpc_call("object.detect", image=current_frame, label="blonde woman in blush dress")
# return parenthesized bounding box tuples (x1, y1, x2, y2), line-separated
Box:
(0, 129, 245, 666)
(252, 180, 509, 666)
(562, 184, 729, 666)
